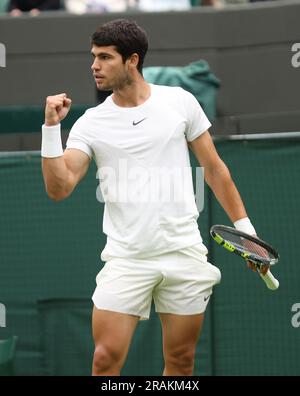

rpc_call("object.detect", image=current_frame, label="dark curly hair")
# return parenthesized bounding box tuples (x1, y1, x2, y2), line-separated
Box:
(91, 19, 149, 75)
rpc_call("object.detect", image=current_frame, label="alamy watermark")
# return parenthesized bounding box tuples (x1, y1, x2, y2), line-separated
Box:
(291, 43, 300, 68)
(291, 303, 300, 328)
(0, 303, 6, 327)
(0, 42, 6, 68)
(95, 160, 205, 212)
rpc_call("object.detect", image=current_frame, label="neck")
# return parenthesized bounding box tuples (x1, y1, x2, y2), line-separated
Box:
(112, 76, 151, 108)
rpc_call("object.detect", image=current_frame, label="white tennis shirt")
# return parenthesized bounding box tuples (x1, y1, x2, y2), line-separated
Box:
(66, 84, 211, 259)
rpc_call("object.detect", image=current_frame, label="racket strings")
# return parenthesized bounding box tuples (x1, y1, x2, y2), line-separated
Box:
(219, 229, 275, 261)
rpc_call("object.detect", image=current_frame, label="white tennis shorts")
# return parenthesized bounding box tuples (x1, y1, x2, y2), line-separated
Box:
(92, 244, 221, 320)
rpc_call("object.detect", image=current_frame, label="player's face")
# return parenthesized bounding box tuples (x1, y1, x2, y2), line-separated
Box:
(91, 45, 133, 91)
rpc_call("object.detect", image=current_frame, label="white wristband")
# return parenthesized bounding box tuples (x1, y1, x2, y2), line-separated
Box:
(234, 217, 256, 236)
(41, 124, 63, 158)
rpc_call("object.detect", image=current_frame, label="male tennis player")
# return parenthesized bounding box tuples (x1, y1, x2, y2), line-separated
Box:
(41, 19, 261, 376)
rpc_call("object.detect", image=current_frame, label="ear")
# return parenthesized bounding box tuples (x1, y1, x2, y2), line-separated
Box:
(127, 53, 139, 70)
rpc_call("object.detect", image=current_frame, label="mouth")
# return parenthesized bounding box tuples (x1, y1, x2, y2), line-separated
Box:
(94, 75, 104, 81)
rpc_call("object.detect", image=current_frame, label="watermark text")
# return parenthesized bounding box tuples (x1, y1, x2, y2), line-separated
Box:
(291, 303, 300, 328)
(291, 43, 300, 68)
(0, 303, 6, 327)
(95, 161, 205, 211)
(0, 43, 6, 68)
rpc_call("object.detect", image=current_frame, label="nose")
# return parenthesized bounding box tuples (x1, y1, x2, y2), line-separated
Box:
(91, 58, 100, 72)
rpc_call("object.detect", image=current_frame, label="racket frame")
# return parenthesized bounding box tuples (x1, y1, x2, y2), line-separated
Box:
(210, 225, 279, 266)
(210, 225, 280, 290)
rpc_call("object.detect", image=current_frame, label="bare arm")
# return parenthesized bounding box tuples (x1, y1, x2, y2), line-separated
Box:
(42, 149, 90, 201)
(42, 93, 90, 201)
(188, 130, 247, 223)
(189, 131, 270, 274)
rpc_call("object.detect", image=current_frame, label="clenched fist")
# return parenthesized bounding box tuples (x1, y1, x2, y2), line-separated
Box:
(45, 93, 72, 126)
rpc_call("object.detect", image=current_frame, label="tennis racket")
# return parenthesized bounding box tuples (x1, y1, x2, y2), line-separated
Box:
(210, 225, 279, 290)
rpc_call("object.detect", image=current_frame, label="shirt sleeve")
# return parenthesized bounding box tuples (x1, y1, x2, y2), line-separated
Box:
(182, 89, 212, 142)
(66, 116, 93, 158)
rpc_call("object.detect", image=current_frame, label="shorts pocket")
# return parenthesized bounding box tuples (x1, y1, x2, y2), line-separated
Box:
(207, 263, 221, 284)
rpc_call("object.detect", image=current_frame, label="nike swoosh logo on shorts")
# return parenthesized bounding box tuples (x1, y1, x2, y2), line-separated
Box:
(132, 117, 147, 126)
(204, 295, 210, 302)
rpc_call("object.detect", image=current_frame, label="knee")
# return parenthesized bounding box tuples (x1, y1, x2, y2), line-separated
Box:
(92, 344, 122, 375)
(165, 348, 195, 376)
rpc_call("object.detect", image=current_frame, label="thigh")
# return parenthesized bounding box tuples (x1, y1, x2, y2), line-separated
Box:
(92, 306, 139, 359)
(159, 313, 204, 355)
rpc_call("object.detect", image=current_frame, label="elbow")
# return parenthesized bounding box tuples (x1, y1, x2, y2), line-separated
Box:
(46, 187, 69, 202)
(205, 161, 232, 188)
(43, 173, 76, 201)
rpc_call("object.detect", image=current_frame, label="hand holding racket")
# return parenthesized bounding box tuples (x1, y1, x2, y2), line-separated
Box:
(243, 239, 269, 275)
(210, 225, 279, 290)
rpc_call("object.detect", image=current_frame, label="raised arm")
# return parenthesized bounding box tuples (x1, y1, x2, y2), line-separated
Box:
(41, 93, 90, 201)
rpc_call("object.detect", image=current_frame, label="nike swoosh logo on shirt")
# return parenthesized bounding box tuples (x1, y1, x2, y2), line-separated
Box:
(132, 117, 147, 126)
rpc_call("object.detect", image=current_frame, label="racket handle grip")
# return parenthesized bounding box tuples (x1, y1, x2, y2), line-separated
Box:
(259, 270, 279, 290)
